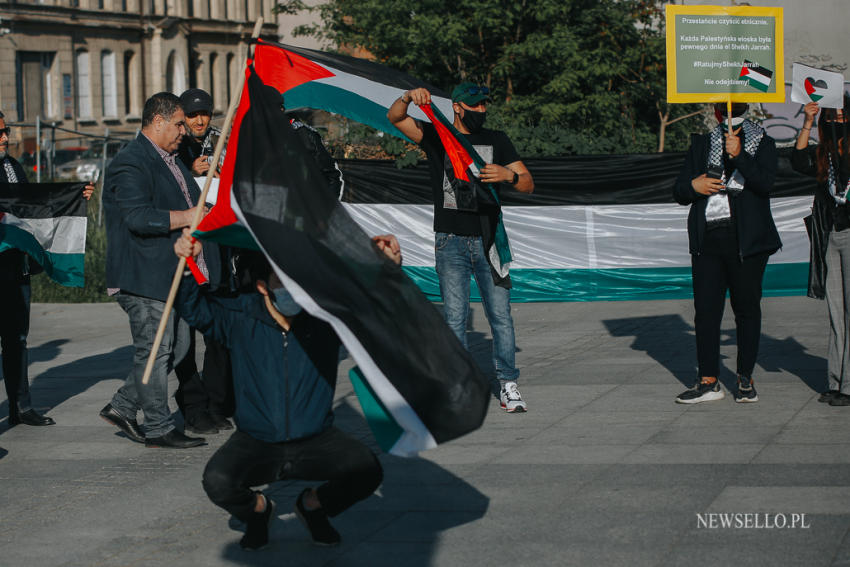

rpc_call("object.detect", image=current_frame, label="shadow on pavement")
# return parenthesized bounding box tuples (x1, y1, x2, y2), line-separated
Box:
(218, 398, 490, 567)
(604, 313, 827, 393)
(0, 344, 133, 436)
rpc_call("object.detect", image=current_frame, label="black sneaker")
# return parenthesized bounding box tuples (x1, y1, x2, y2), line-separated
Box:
(185, 411, 219, 435)
(734, 375, 759, 403)
(295, 488, 340, 546)
(819, 390, 840, 403)
(240, 494, 274, 550)
(675, 380, 724, 404)
(828, 393, 850, 406)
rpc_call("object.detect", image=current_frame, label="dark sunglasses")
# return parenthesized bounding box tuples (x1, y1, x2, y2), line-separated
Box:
(465, 86, 490, 96)
(0, 127, 9, 137)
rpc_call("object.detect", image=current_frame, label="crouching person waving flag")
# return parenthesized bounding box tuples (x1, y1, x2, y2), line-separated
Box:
(174, 232, 399, 549)
(175, 62, 491, 549)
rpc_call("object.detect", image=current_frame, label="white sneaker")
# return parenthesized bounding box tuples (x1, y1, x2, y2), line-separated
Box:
(500, 381, 527, 413)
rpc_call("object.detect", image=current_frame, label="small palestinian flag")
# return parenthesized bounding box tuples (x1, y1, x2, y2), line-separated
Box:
(195, 65, 491, 456)
(740, 61, 773, 93)
(791, 63, 846, 109)
(0, 182, 87, 287)
(804, 77, 827, 102)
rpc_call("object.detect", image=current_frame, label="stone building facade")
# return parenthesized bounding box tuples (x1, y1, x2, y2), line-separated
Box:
(0, 0, 280, 152)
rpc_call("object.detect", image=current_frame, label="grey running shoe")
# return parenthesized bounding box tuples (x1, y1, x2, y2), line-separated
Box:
(675, 380, 724, 404)
(734, 375, 759, 403)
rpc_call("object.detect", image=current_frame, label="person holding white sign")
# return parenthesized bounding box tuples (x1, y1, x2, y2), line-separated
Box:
(673, 102, 781, 405)
(792, 96, 850, 406)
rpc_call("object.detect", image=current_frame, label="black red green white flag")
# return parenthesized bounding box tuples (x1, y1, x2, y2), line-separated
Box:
(0, 182, 87, 287)
(249, 39, 453, 139)
(739, 61, 773, 93)
(195, 65, 490, 456)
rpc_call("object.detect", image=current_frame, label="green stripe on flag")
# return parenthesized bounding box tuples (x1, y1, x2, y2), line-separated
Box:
(348, 366, 405, 453)
(285, 82, 412, 141)
(402, 263, 809, 303)
(747, 77, 770, 92)
(0, 225, 84, 287)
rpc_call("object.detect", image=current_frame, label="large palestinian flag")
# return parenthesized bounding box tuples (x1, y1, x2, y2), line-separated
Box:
(338, 156, 813, 302)
(0, 182, 87, 287)
(250, 38, 453, 139)
(194, 66, 490, 456)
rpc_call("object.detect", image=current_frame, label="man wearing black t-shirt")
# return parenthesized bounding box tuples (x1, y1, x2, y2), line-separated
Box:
(388, 83, 534, 412)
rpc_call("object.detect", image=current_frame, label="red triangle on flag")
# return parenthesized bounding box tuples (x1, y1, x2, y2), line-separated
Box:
(804, 78, 816, 96)
(252, 39, 335, 94)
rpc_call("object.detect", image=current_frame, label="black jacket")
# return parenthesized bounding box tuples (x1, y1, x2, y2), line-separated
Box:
(103, 133, 220, 300)
(0, 156, 35, 280)
(176, 277, 340, 443)
(790, 145, 846, 299)
(673, 129, 782, 259)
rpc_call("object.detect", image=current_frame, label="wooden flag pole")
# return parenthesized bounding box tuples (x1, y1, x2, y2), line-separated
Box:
(141, 17, 264, 386)
(726, 96, 733, 134)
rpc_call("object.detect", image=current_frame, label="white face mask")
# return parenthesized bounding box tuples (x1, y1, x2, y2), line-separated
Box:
(728, 116, 745, 127)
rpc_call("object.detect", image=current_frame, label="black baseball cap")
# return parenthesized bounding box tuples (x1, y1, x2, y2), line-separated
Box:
(180, 88, 213, 115)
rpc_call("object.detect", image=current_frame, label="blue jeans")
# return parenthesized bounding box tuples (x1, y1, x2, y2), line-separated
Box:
(111, 293, 190, 438)
(434, 232, 519, 382)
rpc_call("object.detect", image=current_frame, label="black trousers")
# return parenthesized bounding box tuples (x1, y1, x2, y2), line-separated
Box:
(692, 224, 769, 378)
(202, 427, 382, 523)
(174, 330, 235, 420)
(0, 273, 32, 416)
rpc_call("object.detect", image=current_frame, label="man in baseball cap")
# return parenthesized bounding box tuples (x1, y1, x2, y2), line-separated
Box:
(178, 88, 217, 177)
(388, 81, 534, 413)
(175, 87, 234, 436)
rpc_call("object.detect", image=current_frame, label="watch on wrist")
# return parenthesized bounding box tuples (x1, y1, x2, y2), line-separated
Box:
(512, 171, 519, 185)
(402, 91, 411, 104)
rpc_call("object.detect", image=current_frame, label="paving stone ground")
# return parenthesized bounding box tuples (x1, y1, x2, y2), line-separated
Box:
(1, 296, 849, 566)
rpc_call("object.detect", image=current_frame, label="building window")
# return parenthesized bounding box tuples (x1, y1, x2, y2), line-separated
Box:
(226, 52, 235, 104)
(63, 74, 73, 120)
(208, 52, 218, 108)
(76, 50, 92, 118)
(101, 50, 118, 118)
(16, 52, 56, 121)
(123, 50, 140, 116)
(166, 51, 186, 95)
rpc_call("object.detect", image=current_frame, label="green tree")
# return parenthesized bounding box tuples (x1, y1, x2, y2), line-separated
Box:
(289, 0, 702, 155)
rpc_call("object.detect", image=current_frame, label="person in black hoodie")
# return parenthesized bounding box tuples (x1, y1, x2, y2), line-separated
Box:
(791, 96, 850, 406)
(173, 231, 398, 550)
(673, 102, 781, 405)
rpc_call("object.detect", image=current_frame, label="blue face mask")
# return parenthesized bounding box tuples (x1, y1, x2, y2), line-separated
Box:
(270, 286, 302, 317)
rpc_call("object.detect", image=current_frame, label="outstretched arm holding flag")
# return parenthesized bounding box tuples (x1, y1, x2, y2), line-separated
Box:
(388, 81, 534, 413)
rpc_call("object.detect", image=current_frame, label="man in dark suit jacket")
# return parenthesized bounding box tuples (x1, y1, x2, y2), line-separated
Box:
(99, 92, 220, 448)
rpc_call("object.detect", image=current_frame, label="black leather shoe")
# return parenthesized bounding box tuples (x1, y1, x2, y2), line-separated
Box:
(99, 404, 144, 443)
(10, 409, 55, 426)
(210, 414, 234, 430)
(185, 412, 219, 435)
(829, 393, 850, 406)
(145, 429, 205, 448)
(819, 390, 840, 403)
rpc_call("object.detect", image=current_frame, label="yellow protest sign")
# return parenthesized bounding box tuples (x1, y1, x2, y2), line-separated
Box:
(666, 4, 784, 103)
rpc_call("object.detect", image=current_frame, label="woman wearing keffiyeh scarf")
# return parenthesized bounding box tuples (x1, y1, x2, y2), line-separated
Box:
(792, 95, 850, 407)
(672, 102, 782, 406)
(0, 111, 94, 427)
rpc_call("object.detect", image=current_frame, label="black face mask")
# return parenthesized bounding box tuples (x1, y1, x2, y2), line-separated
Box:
(822, 121, 848, 144)
(460, 109, 486, 133)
